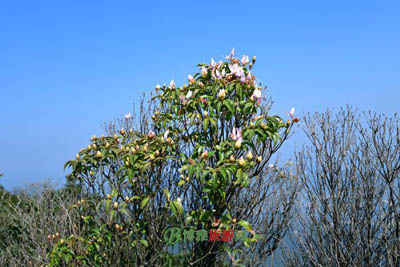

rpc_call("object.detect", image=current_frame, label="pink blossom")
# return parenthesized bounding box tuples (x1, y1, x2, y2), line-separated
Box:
(201, 67, 208, 77)
(230, 127, 242, 142)
(252, 88, 262, 104)
(180, 90, 193, 105)
(246, 72, 252, 81)
(287, 107, 295, 119)
(240, 74, 246, 83)
(179, 94, 186, 104)
(215, 69, 222, 79)
(268, 164, 274, 169)
(241, 55, 249, 65)
(163, 129, 169, 139)
(148, 130, 155, 138)
(185, 90, 192, 99)
(188, 75, 195, 85)
(228, 63, 244, 77)
(169, 80, 176, 89)
(226, 48, 235, 60)
(124, 113, 131, 120)
(221, 68, 226, 77)
(210, 58, 217, 69)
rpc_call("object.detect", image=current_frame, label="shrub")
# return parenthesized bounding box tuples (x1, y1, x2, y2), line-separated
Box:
(51, 50, 300, 266)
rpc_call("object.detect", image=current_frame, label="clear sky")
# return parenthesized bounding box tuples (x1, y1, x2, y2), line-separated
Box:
(1, 1, 399, 190)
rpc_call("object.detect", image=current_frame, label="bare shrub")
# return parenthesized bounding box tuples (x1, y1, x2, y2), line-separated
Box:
(283, 107, 400, 267)
(0, 182, 81, 267)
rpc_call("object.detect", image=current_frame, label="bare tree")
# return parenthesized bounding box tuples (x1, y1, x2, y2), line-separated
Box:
(283, 107, 400, 267)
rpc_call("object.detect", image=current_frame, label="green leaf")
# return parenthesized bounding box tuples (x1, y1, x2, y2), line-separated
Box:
(172, 200, 183, 215)
(238, 220, 252, 232)
(178, 179, 186, 186)
(220, 168, 228, 180)
(224, 99, 234, 113)
(188, 165, 195, 178)
(217, 102, 222, 113)
(111, 189, 118, 197)
(140, 239, 149, 247)
(140, 197, 150, 209)
(203, 118, 209, 131)
(128, 169, 134, 179)
(163, 189, 170, 200)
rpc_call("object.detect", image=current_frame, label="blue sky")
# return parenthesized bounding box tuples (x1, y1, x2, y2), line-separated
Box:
(1, 1, 399, 190)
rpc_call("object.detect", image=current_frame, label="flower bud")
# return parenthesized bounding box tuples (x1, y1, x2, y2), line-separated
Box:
(257, 156, 262, 163)
(238, 157, 246, 166)
(96, 151, 102, 157)
(120, 128, 125, 135)
(234, 139, 242, 149)
(113, 202, 118, 209)
(60, 239, 64, 244)
(76, 154, 80, 160)
(88, 144, 92, 150)
(201, 67, 207, 77)
(230, 155, 235, 162)
(252, 56, 256, 63)
(218, 89, 226, 100)
(246, 151, 253, 160)
(188, 75, 195, 85)
(261, 122, 267, 129)
(125, 196, 130, 203)
(91, 135, 97, 141)
(92, 144, 97, 150)
(201, 150, 209, 159)
(204, 111, 208, 117)
(107, 194, 112, 200)
(148, 130, 155, 139)
(149, 154, 155, 160)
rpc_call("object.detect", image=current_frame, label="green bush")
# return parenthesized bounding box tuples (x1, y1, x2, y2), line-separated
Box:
(50, 50, 300, 266)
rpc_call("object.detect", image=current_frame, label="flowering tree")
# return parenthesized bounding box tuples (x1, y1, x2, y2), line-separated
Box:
(50, 49, 300, 266)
